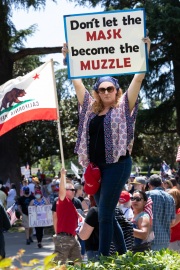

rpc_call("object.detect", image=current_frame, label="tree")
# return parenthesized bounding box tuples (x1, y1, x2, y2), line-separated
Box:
(0, 0, 63, 185)
(69, 0, 180, 166)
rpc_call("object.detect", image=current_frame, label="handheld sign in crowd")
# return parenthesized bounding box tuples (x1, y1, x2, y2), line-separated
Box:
(28, 205, 53, 227)
(64, 8, 148, 79)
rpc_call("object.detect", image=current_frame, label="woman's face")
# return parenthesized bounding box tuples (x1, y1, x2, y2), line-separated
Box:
(131, 192, 146, 212)
(97, 82, 117, 105)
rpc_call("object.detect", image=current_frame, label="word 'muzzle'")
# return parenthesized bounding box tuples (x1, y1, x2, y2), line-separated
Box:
(80, 58, 131, 70)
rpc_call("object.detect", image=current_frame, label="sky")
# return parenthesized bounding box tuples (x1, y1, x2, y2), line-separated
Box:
(12, 0, 103, 67)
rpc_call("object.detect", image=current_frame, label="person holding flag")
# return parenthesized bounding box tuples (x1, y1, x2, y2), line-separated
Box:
(62, 34, 151, 256)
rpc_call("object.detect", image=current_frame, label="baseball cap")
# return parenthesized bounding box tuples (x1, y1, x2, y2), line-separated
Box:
(74, 183, 83, 190)
(119, 191, 131, 203)
(23, 186, 29, 192)
(130, 174, 136, 178)
(131, 177, 146, 185)
(51, 179, 57, 186)
(84, 163, 101, 195)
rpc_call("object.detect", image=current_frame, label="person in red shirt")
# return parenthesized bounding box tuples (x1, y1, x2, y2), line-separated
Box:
(168, 189, 180, 252)
(52, 168, 81, 265)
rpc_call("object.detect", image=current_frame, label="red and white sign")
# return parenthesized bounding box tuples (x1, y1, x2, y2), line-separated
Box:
(64, 8, 148, 79)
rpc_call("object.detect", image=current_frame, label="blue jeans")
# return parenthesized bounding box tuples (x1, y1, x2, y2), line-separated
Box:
(94, 156, 132, 256)
(151, 243, 169, 251)
(86, 250, 99, 260)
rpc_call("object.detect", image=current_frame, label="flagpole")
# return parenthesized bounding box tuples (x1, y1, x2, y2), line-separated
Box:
(50, 59, 65, 169)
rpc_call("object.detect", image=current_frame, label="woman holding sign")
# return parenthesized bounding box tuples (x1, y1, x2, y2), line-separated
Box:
(62, 36, 151, 256)
(29, 189, 49, 248)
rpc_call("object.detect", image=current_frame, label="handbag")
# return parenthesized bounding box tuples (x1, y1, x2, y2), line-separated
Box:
(84, 163, 101, 195)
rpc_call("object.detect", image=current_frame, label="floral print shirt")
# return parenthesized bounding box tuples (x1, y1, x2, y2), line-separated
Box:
(74, 90, 138, 168)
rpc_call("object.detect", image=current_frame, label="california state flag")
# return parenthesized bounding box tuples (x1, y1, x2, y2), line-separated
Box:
(0, 59, 58, 136)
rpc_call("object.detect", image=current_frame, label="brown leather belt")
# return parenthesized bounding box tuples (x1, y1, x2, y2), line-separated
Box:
(57, 232, 75, 237)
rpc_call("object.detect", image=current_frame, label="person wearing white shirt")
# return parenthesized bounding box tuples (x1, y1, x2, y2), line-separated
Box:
(7, 183, 17, 208)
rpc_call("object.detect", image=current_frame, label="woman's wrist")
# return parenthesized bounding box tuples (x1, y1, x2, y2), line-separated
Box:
(63, 57, 67, 66)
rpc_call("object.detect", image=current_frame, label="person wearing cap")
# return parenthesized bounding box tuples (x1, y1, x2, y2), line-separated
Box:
(52, 168, 81, 265)
(146, 174, 176, 251)
(49, 179, 59, 204)
(62, 36, 151, 256)
(131, 177, 147, 192)
(28, 177, 36, 195)
(17, 186, 35, 245)
(118, 191, 134, 221)
(29, 189, 49, 248)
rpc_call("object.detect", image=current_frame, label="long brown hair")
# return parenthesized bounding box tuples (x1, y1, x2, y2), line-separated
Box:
(91, 89, 123, 114)
(168, 189, 180, 209)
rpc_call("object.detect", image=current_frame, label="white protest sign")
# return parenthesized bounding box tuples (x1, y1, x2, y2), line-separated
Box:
(28, 205, 53, 227)
(20, 166, 30, 178)
(64, 8, 148, 79)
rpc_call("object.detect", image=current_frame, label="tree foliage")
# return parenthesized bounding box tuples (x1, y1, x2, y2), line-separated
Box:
(67, 0, 180, 166)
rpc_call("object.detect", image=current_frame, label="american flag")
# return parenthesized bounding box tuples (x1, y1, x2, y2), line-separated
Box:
(144, 197, 153, 220)
(6, 203, 18, 225)
(176, 146, 180, 162)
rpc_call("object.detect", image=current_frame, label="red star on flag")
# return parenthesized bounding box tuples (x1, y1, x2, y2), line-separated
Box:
(33, 73, 40, 80)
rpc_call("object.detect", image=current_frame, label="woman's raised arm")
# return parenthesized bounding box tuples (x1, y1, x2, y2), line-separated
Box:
(127, 37, 151, 113)
(62, 43, 86, 106)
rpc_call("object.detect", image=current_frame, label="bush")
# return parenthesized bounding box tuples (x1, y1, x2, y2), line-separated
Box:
(0, 249, 180, 269)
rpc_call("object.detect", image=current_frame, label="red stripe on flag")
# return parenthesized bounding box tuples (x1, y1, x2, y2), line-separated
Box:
(0, 108, 57, 136)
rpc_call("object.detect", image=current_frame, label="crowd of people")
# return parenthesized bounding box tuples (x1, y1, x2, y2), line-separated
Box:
(0, 162, 180, 263)
(0, 32, 180, 265)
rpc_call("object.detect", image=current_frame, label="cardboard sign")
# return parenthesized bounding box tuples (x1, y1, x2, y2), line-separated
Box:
(28, 205, 53, 227)
(64, 8, 148, 79)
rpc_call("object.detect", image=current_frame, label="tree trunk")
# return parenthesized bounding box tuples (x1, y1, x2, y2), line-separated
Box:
(0, 130, 21, 192)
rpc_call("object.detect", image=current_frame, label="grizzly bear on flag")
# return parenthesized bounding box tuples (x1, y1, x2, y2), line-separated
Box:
(0, 88, 26, 111)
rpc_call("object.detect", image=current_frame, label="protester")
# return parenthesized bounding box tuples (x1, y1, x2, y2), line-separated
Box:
(163, 179, 173, 191)
(52, 169, 81, 265)
(126, 174, 136, 194)
(131, 190, 154, 252)
(131, 177, 147, 192)
(74, 183, 89, 212)
(168, 189, 180, 252)
(49, 180, 59, 204)
(7, 183, 17, 209)
(17, 186, 35, 245)
(0, 201, 11, 259)
(78, 206, 134, 260)
(118, 190, 134, 221)
(62, 35, 151, 256)
(146, 174, 176, 250)
(28, 177, 35, 195)
(20, 179, 29, 196)
(29, 189, 49, 248)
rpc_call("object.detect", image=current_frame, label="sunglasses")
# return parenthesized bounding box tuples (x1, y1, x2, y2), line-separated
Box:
(98, 86, 115, 94)
(130, 197, 143, 202)
(66, 188, 75, 192)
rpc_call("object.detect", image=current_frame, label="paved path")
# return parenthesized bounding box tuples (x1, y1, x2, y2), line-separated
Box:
(4, 229, 54, 269)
